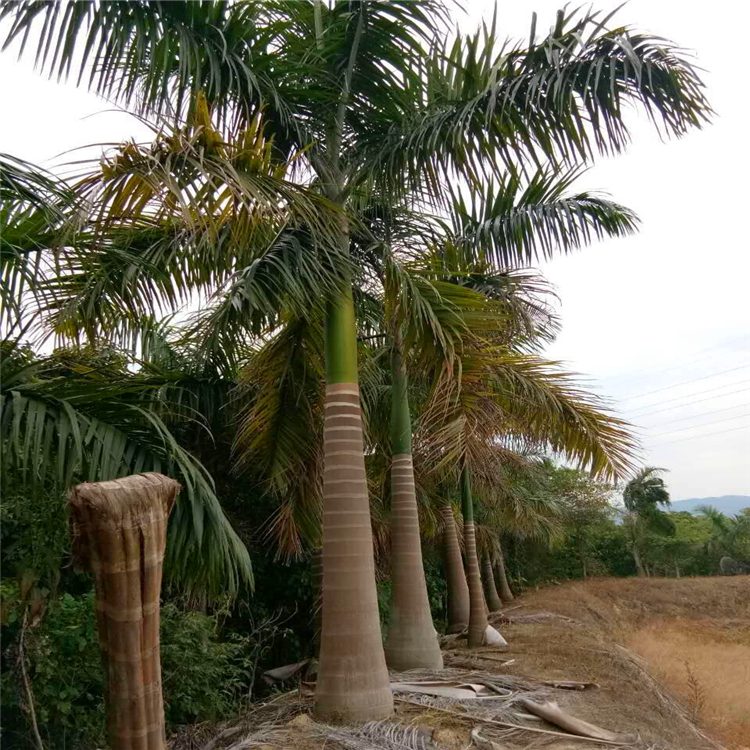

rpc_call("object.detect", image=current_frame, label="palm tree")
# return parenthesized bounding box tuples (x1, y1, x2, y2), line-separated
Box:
(0, 153, 79, 335)
(421, 343, 637, 644)
(3, 0, 711, 719)
(622, 466, 674, 576)
(694, 505, 750, 572)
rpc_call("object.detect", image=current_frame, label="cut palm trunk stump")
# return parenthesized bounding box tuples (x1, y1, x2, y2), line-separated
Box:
(69, 472, 180, 750)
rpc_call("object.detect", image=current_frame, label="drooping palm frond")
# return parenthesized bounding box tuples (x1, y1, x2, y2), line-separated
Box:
(445, 166, 640, 268)
(0, 0, 451, 154)
(362, 6, 711, 196)
(0, 153, 78, 332)
(232, 313, 326, 557)
(183, 227, 351, 377)
(418, 242, 561, 347)
(475, 460, 565, 543)
(384, 256, 509, 366)
(1, 1, 285, 133)
(421, 345, 639, 484)
(27, 102, 342, 348)
(0, 339, 252, 599)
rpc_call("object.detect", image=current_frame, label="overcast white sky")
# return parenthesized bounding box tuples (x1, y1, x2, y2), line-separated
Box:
(1, 1, 748, 500)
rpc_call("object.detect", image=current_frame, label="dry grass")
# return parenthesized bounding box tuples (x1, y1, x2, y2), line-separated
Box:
(193, 577, 750, 750)
(623, 619, 750, 750)
(495, 577, 750, 750)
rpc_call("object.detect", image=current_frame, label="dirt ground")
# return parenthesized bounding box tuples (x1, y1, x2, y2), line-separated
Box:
(487, 577, 750, 750)
(175, 576, 750, 750)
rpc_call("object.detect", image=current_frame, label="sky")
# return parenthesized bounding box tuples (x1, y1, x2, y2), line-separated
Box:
(1, 1, 748, 501)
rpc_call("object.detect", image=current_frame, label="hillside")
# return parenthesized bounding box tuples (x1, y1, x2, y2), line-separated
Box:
(670, 495, 750, 515)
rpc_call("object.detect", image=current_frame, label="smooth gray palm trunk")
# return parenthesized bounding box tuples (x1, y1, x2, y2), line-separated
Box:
(482, 554, 503, 612)
(442, 503, 470, 633)
(494, 546, 515, 603)
(461, 467, 488, 648)
(315, 211, 393, 721)
(385, 342, 442, 669)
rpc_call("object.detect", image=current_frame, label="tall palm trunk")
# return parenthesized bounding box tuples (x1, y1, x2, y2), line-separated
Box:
(315, 278, 393, 721)
(441, 502, 470, 633)
(482, 554, 503, 612)
(494, 545, 514, 603)
(461, 465, 488, 648)
(385, 340, 443, 669)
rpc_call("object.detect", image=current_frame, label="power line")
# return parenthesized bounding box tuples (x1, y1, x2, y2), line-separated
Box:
(628, 384, 750, 419)
(640, 402, 750, 429)
(647, 413, 750, 439)
(647, 424, 750, 448)
(622, 380, 750, 416)
(603, 336, 750, 388)
(619, 364, 750, 403)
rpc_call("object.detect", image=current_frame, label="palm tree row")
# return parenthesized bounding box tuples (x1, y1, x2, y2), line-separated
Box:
(1, 0, 710, 722)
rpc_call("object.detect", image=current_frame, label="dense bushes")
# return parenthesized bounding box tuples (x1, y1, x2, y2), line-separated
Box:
(1, 589, 259, 748)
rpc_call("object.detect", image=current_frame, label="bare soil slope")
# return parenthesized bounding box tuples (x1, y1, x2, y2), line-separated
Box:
(490, 577, 750, 749)
(180, 577, 750, 750)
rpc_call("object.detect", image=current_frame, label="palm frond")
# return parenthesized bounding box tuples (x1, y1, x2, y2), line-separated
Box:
(0, 344, 252, 600)
(1, 2, 288, 133)
(232, 314, 326, 557)
(362, 6, 711, 194)
(446, 166, 640, 268)
(30, 105, 342, 347)
(421, 346, 639, 482)
(0, 153, 78, 332)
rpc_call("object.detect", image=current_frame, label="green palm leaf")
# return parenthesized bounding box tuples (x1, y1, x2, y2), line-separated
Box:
(362, 6, 710, 194)
(0, 343, 253, 599)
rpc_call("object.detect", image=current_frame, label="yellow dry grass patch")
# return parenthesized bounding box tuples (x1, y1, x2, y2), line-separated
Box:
(511, 577, 750, 750)
(624, 619, 750, 750)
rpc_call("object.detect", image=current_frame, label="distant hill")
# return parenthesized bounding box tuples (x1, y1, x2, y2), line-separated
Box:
(669, 495, 750, 516)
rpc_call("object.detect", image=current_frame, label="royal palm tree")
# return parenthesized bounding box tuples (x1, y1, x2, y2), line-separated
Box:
(359, 159, 641, 663)
(3, 0, 711, 719)
(421, 344, 637, 645)
(622, 466, 674, 576)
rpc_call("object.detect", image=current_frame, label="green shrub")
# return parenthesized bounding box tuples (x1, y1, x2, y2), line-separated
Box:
(1, 591, 257, 749)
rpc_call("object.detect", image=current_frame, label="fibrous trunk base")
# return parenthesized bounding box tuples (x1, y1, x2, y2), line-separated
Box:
(69, 472, 178, 750)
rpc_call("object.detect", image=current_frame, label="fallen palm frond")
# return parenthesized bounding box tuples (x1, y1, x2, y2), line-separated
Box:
(395, 699, 639, 747)
(519, 699, 638, 743)
(489, 610, 579, 626)
(311, 720, 439, 750)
